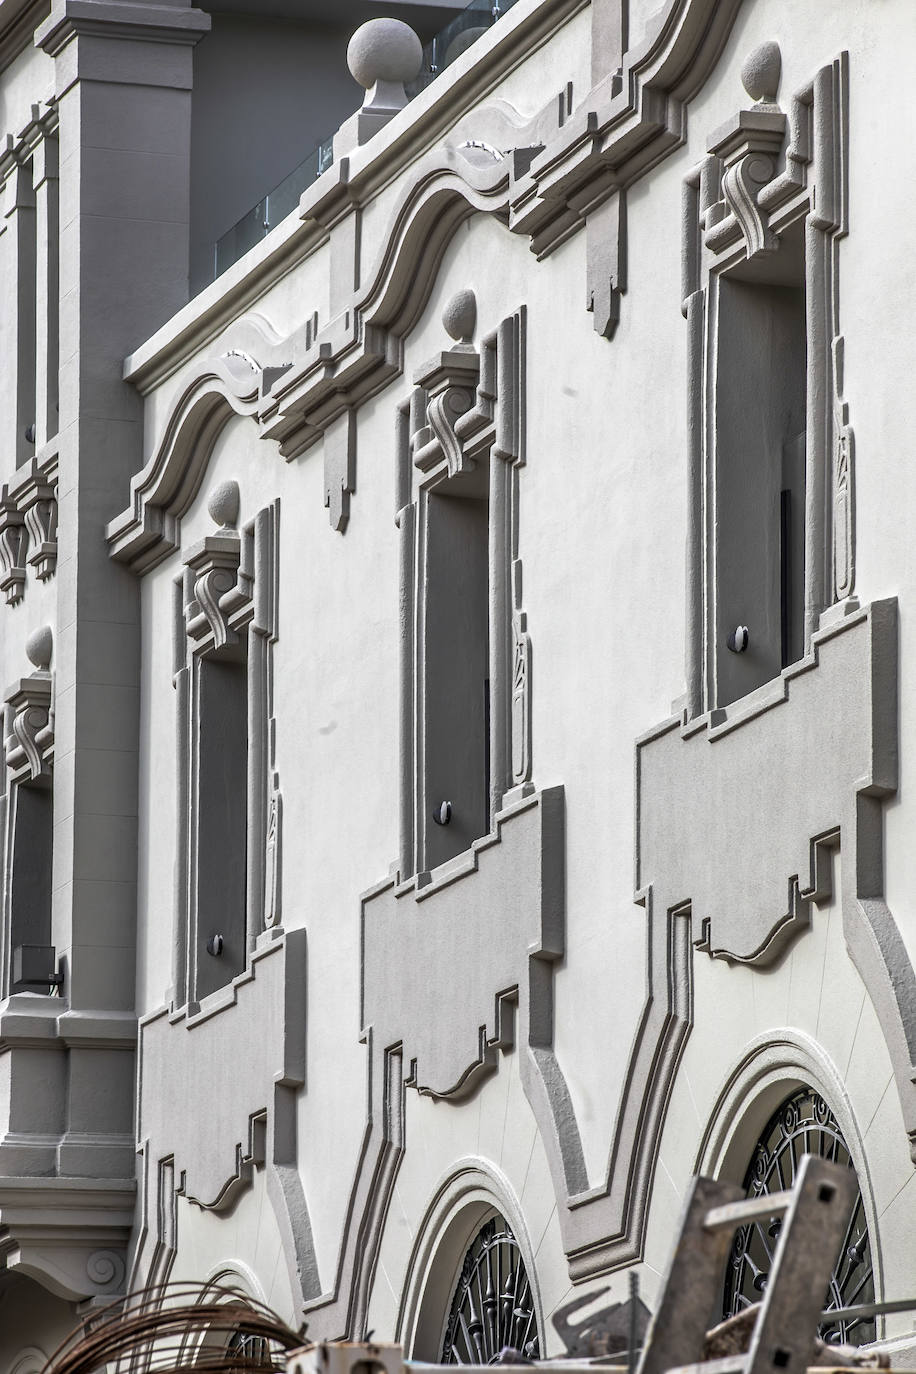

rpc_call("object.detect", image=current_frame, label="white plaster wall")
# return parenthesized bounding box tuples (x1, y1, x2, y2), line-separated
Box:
(369, 1043, 588, 1358)
(0, 41, 55, 146)
(170, 1170, 297, 1326)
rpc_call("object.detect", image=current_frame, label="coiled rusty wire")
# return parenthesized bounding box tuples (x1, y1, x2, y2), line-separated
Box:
(41, 1281, 306, 1374)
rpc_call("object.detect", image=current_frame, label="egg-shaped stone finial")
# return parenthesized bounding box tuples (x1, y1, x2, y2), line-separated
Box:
(347, 18, 423, 91)
(207, 479, 240, 530)
(442, 289, 476, 345)
(741, 41, 781, 104)
(26, 624, 52, 672)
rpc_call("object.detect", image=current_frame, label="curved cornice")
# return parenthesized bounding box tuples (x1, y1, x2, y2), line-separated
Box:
(110, 0, 744, 569)
(107, 352, 263, 571)
(109, 148, 510, 569)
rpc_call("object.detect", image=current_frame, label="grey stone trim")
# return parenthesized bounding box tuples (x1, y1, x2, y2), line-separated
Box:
(134, 928, 321, 1309)
(395, 304, 529, 879)
(683, 50, 853, 716)
(638, 598, 916, 1166)
(172, 493, 281, 1009)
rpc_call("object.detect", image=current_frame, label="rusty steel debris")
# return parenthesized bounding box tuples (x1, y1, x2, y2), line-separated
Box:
(41, 1281, 304, 1374)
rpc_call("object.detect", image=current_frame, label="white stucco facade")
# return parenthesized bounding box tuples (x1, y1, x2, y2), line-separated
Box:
(0, 0, 915, 1365)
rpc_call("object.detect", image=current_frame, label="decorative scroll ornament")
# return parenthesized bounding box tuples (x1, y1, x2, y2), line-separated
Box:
(86, 1248, 126, 1291)
(411, 290, 480, 477)
(189, 558, 240, 650)
(719, 149, 781, 257)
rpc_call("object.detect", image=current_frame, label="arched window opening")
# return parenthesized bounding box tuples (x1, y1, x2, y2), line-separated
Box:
(722, 1085, 876, 1344)
(441, 1214, 540, 1363)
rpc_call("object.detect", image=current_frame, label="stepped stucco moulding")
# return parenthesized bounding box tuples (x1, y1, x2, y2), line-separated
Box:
(133, 929, 320, 1312)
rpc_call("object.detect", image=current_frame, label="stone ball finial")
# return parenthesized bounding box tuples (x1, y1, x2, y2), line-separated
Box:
(207, 479, 240, 530)
(26, 624, 52, 672)
(347, 18, 423, 92)
(442, 289, 476, 345)
(741, 41, 781, 104)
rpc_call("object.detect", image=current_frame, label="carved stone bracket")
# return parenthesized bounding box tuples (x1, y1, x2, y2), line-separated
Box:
(4, 627, 54, 784)
(411, 291, 481, 477)
(0, 493, 27, 605)
(183, 482, 244, 654)
(0, 451, 61, 602)
(705, 105, 786, 259)
(185, 534, 242, 652)
(19, 469, 59, 582)
(5, 676, 52, 783)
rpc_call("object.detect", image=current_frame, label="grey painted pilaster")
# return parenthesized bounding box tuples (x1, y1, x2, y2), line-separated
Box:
(32, 130, 59, 450)
(23, 0, 209, 1188)
(1, 160, 37, 467)
(38, 0, 209, 1017)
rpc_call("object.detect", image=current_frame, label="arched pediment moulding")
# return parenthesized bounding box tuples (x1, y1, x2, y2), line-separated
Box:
(9, 1350, 48, 1374)
(108, 0, 744, 568)
(395, 1159, 545, 1360)
(108, 353, 264, 574)
(694, 1030, 884, 1303)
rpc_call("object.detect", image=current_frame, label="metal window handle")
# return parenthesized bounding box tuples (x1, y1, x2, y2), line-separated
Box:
(727, 625, 749, 653)
(432, 801, 452, 826)
(206, 934, 224, 957)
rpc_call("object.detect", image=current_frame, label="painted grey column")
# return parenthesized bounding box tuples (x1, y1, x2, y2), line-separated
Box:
(35, 0, 209, 1175)
(33, 129, 59, 450)
(1, 160, 37, 467)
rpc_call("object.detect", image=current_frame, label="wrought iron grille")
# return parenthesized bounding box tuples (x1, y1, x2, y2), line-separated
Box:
(441, 1215, 540, 1363)
(722, 1085, 876, 1344)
